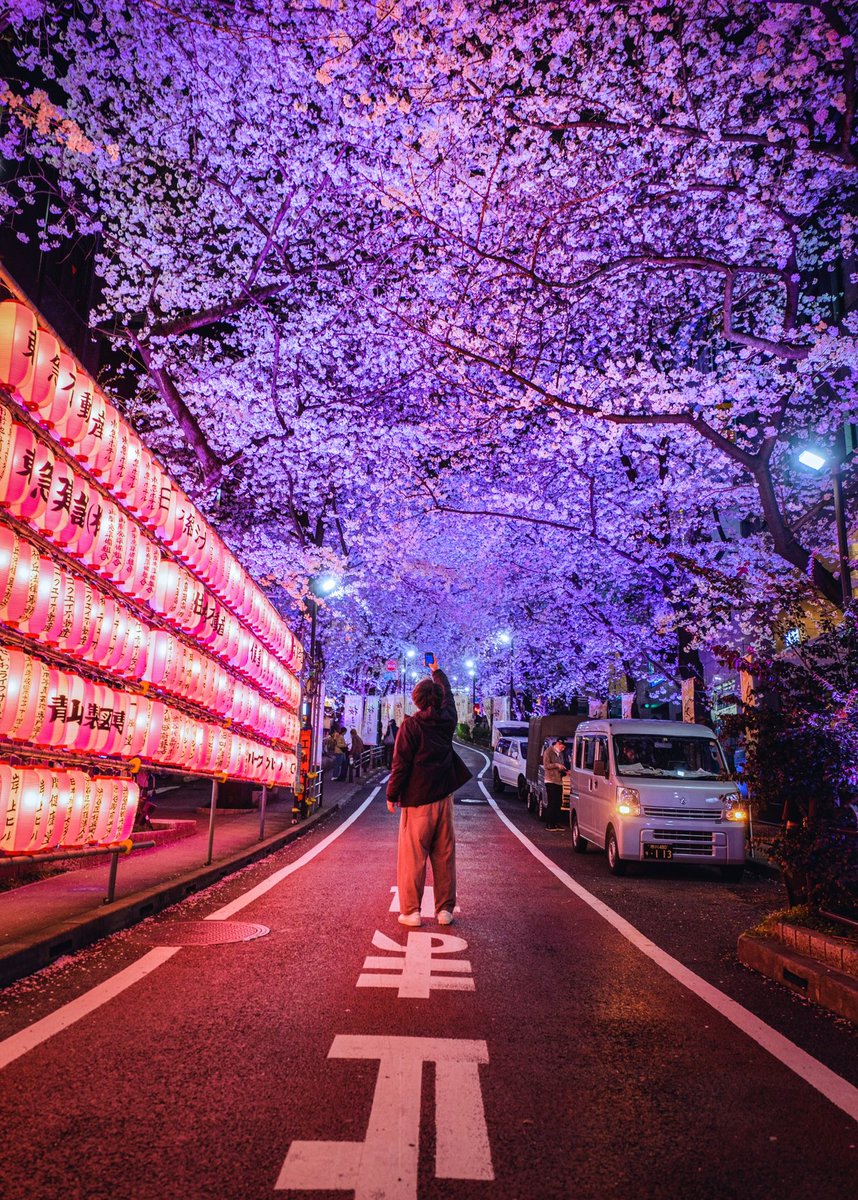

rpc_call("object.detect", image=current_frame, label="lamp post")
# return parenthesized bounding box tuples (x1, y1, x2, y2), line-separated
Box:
(403, 648, 415, 716)
(465, 658, 477, 711)
(305, 573, 341, 806)
(498, 631, 514, 715)
(799, 443, 853, 605)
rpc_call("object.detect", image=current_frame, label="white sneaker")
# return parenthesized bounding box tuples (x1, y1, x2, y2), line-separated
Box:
(398, 912, 422, 928)
(437, 910, 454, 926)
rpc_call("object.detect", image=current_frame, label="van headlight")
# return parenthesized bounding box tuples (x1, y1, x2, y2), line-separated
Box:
(617, 787, 641, 816)
(723, 793, 746, 822)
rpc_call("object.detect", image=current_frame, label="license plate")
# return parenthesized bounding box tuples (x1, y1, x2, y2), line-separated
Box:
(644, 844, 673, 860)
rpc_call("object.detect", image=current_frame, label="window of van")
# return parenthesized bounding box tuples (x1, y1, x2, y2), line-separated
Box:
(496, 739, 510, 756)
(613, 734, 727, 780)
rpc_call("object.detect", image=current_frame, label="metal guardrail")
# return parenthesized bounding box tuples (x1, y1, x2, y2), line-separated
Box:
(0, 838, 156, 904)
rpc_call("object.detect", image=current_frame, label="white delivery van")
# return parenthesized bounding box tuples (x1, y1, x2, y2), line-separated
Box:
(569, 719, 747, 881)
(491, 720, 528, 749)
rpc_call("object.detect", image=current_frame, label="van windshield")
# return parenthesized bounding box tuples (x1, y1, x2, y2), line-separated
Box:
(612, 735, 728, 780)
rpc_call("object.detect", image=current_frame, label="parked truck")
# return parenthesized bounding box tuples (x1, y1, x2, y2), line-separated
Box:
(522, 714, 587, 820)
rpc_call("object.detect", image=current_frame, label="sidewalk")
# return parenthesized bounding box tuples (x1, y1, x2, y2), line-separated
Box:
(0, 767, 385, 989)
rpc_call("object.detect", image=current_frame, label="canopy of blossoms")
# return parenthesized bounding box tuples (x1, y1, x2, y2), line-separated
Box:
(2, 0, 856, 703)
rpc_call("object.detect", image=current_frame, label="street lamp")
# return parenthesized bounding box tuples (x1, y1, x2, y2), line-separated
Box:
(468, 667, 476, 709)
(497, 631, 514, 714)
(304, 572, 342, 804)
(798, 444, 852, 604)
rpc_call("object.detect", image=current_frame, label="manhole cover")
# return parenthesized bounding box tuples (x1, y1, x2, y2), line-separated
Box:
(134, 920, 269, 946)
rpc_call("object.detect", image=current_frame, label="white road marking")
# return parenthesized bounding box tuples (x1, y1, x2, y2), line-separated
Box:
(276, 1035, 493, 1197)
(481, 779, 858, 1125)
(357, 929, 474, 998)
(0, 947, 179, 1070)
(0, 784, 385, 1070)
(388, 885, 460, 917)
(207, 785, 384, 920)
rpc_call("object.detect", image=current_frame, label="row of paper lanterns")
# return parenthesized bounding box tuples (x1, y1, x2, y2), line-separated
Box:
(0, 298, 303, 674)
(0, 524, 300, 740)
(0, 404, 301, 703)
(0, 765, 137, 853)
(0, 646, 298, 784)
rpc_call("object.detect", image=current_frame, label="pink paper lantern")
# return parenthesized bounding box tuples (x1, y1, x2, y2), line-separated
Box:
(56, 370, 96, 448)
(18, 327, 60, 415)
(0, 299, 38, 396)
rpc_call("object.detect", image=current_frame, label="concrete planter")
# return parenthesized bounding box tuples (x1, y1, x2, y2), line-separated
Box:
(738, 917, 858, 1024)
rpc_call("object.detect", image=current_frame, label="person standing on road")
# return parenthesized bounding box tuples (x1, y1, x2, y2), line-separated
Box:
(330, 726, 348, 781)
(349, 727, 365, 778)
(386, 658, 471, 928)
(543, 736, 568, 830)
(382, 719, 398, 769)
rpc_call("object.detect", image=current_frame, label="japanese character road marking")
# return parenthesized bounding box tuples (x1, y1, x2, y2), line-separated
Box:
(275, 1035, 494, 1198)
(357, 930, 474, 999)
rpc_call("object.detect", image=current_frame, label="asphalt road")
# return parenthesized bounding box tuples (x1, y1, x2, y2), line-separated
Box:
(0, 743, 856, 1200)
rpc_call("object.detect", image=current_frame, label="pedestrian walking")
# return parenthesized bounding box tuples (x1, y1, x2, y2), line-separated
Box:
(330, 726, 348, 781)
(382, 718, 398, 768)
(349, 727, 365, 778)
(386, 659, 471, 928)
(543, 736, 568, 830)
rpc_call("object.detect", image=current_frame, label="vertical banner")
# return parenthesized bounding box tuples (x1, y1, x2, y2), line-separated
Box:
(362, 695, 379, 745)
(343, 693, 363, 736)
(621, 692, 635, 718)
(490, 696, 510, 726)
(454, 690, 471, 725)
(393, 695, 405, 726)
(681, 678, 696, 724)
(588, 699, 608, 718)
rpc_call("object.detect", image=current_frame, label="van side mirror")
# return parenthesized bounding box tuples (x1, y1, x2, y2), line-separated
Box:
(593, 759, 609, 779)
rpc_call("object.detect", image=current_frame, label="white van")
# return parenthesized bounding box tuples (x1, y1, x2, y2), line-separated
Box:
(569, 719, 746, 881)
(491, 720, 528, 749)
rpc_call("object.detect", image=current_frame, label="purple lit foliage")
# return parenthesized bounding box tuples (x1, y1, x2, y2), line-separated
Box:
(2, 2, 856, 698)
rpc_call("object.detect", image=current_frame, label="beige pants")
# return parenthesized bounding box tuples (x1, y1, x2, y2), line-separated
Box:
(397, 795, 456, 916)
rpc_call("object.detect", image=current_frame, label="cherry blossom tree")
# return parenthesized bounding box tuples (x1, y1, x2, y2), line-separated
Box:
(2, 0, 856, 703)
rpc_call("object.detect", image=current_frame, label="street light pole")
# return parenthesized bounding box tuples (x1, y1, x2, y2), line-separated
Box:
(831, 459, 853, 604)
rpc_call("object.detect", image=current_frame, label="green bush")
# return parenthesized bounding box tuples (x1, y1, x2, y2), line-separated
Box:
(721, 613, 858, 912)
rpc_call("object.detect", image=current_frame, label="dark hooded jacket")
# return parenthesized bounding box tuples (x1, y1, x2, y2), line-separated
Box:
(386, 668, 472, 807)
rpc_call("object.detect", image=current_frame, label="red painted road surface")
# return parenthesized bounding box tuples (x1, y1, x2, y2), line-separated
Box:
(1, 744, 856, 1199)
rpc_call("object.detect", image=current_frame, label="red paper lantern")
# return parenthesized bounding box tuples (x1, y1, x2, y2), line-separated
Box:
(17, 327, 60, 415)
(61, 770, 93, 846)
(56, 370, 96, 448)
(0, 300, 38, 396)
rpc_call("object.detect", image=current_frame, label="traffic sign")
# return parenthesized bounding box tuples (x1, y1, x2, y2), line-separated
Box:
(386, 659, 398, 672)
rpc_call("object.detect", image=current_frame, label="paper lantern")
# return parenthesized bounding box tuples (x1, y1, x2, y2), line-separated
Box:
(18, 327, 60, 415)
(91, 401, 121, 479)
(56, 370, 96, 448)
(0, 527, 33, 625)
(88, 497, 121, 577)
(60, 770, 92, 846)
(115, 779, 138, 840)
(0, 299, 38, 396)
(76, 390, 108, 468)
(35, 770, 70, 850)
(61, 474, 98, 561)
(6, 768, 50, 850)
(112, 429, 141, 498)
(0, 421, 35, 510)
(0, 764, 23, 852)
(35, 348, 77, 430)
(21, 554, 63, 641)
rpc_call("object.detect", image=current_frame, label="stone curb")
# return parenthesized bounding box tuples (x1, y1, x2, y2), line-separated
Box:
(0, 804, 339, 990)
(737, 931, 858, 1025)
(770, 919, 858, 979)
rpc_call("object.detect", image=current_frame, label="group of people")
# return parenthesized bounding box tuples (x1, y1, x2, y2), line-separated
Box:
(326, 725, 365, 782)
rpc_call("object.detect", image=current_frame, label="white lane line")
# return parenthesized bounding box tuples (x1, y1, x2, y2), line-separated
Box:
(0, 783, 384, 1071)
(207, 783, 384, 921)
(462, 743, 490, 780)
(482, 781, 858, 1125)
(0, 947, 179, 1071)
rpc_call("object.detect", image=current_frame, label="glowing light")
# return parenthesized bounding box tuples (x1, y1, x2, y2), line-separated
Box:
(798, 449, 826, 471)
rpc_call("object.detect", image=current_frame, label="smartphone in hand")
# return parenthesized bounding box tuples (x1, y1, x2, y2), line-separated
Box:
(424, 652, 437, 669)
